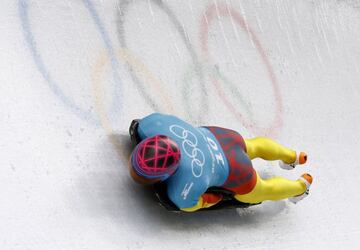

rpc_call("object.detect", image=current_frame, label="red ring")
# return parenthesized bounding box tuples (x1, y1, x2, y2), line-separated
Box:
(200, 3, 283, 136)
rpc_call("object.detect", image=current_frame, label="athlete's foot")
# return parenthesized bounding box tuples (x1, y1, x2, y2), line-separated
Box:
(289, 173, 313, 204)
(279, 152, 307, 170)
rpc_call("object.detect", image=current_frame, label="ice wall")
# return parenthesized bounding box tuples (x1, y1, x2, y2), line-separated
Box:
(1, 0, 360, 249)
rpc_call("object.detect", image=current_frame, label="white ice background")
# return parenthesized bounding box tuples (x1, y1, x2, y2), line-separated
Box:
(1, 0, 360, 249)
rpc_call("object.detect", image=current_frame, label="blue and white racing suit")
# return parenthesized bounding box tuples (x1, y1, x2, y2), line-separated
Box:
(136, 113, 229, 209)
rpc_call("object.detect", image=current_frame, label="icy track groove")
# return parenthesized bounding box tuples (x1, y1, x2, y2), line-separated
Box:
(1, 0, 360, 249)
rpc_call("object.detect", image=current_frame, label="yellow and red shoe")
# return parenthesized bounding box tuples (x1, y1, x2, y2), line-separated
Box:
(279, 152, 308, 170)
(289, 173, 313, 204)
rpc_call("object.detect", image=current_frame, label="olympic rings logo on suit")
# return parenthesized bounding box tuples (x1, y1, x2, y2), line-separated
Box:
(169, 125, 205, 178)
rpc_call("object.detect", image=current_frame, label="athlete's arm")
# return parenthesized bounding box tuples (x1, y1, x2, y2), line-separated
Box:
(180, 193, 223, 212)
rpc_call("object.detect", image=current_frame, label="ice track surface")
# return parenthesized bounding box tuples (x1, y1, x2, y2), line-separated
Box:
(1, 0, 360, 249)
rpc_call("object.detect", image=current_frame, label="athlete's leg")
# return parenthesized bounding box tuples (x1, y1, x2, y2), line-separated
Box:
(234, 173, 307, 204)
(244, 137, 296, 163)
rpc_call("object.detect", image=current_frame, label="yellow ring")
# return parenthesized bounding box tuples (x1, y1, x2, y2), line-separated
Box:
(92, 48, 178, 160)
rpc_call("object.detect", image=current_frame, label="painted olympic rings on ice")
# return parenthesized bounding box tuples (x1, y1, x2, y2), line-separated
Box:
(20, 0, 284, 138)
(19, 0, 123, 125)
(200, 3, 283, 136)
(92, 48, 178, 164)
(92, 48, 176, 136)
(182, 64, 255, 123)
(116, 0, 208, 123)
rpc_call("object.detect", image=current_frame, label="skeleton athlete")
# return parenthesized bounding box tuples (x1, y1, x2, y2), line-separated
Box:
(129, 113, 313, 212)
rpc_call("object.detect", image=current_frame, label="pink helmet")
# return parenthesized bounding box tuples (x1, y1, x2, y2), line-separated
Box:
(131, 135, 181, 181)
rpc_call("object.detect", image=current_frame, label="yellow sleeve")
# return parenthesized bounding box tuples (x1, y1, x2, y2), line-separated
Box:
(180, 197, 205, 212)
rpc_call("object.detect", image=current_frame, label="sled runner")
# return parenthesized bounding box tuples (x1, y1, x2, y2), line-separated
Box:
(154, 182, 259, 212)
